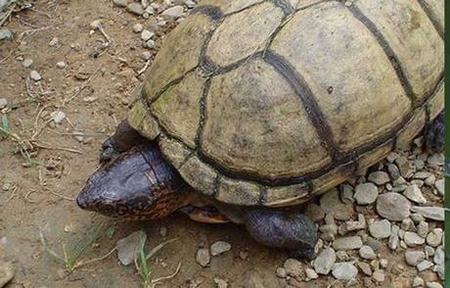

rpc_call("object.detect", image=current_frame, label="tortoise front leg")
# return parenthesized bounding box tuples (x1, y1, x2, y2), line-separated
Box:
(424, 111, 444, 153)
(100, 119, 148, 163)
(244, 209, 318, 260)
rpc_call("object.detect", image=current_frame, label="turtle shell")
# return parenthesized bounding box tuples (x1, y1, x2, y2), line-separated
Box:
(128, 0, 444, 206)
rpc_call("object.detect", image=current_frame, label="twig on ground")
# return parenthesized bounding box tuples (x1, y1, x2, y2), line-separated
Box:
(62, 67, 102, 106)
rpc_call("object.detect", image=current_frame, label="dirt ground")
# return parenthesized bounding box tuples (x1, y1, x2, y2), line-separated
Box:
(0, 1, 444, 288)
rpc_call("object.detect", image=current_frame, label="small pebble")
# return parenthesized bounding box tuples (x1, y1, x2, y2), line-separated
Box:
(141, 29, 154, 41)
(368, 171, 390, 185)
(404, 184, 427, 204)
(283, 258, 303, 277)
(426, 229, 443, 247)
(354, 183, 378, 205)
(133, 23, 144, 33)
(196, 248, 210, 267)
(416, 260, 433, 272)
(210, 241, 231, 256)
(405, 250, 425, 266)
(368, 220, 391, 239)
(331, 262, 358, 281)
(404, 232, 425, 247)
(30, 70, 42, 81)
(359, 245, 376, 260)
(305, 268, 318, 281)
(372, 270, 385, 283)
(56, 61, 66, 69)
(22, 58, 33, 68)
(313, 247, 336, 275)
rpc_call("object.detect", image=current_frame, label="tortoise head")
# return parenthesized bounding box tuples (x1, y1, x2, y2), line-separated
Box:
(76, 144, 192, 220)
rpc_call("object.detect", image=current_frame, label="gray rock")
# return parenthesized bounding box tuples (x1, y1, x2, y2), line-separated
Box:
(196, 248, 210, 267)
(426, 228, 443, 247)
(0, 261, 14, 288)
(412, 276, 424, 287)
(30, 70, 42, 81)
(283, 258, 303, 277)
(376, 193, 411, 221)
(416, 260, 433, 272)
(401, 218, 414, 231)
(434, 179, 444, 196)
(161, 5, 184, 18)
(387, 164, 400, 180)
(113, 0, 128, 7)
(340, 184, 354, 204)
(424, 245, 435, 258)
(395, 156, 414, 178)
(116, 231, 146, 266)
(433, 246, 444, 266)
(388, 233, 399, 250)
(141, 29, 154, 41)
(404, 185, 427, 204)
(405, 250, 425, 266)
(210, 241, 231, 256)
(417, 221, 429, 238)
(404, 232, 425, 247)
(320, 189, 353, 221)
(354, 183, 378, 205)
(340, 214, 366, 234)
(127, 3, 144, 15)
(368, 171, 390, 185)
(331, 262, 358, 281)
(359, 245, 376, 260)
(333, 236, 363, 250)
(372, 270, 385, 283)
(357, 262, 372, 276)
(410, 213, 425, 224)
(22, 58, 33, 68)
(411, 206, 444, 221)
(313, 247, 336, 275)
(424, 174, 436, 186)
(305, 268, 318, 281)
(369, 219, 391, 239)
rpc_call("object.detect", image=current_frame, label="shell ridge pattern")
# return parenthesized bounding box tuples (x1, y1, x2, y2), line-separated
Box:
(415, 0, 444, 38)
(343, 2, 417, 107)
(137, 0, 444, 205)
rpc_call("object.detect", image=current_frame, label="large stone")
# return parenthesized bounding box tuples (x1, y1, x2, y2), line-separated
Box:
(331, 262, 358, 281)
(410, 206, 444, 221)
(368, 171, 390, 185)
(354, 183, 378, 205)
(313, 248, 336, 275)
(376, 193, 411, 221)
(368, 219, 391, 239)
(333, 236, 363, 250)
(403, 185, 427, 204)
(405, 250, 425, 266)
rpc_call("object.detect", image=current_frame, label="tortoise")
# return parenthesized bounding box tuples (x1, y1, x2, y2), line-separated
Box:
(77, 0, 444, 259)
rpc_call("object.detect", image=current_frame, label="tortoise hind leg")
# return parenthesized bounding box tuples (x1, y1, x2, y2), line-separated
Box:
(243, 209, 318, 260)
(424, 111, 444, 153)
(100, 119, 148, 163)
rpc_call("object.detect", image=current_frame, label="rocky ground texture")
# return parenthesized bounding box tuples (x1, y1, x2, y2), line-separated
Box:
(0, 1, 445, 287)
